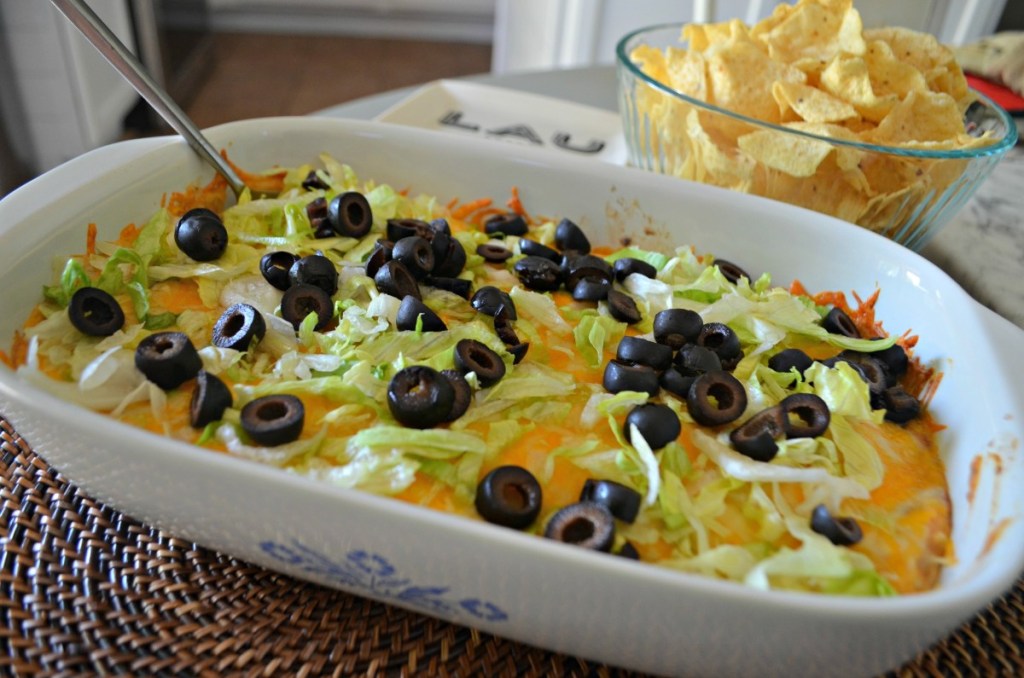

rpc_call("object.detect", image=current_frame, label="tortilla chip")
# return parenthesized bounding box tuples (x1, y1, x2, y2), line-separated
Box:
(737, 128, 834, 178)
(754, 0, 866, 63)
(864, 40, 927, 100)
(865, 90, 964, 145)
(820, 53, 898, 122)
(666, 48, 708, 100)
(706, 34, 806, 125)
(772, 81, 859, 123)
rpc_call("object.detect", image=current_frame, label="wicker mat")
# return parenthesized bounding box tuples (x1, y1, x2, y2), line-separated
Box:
(2, 415, 1022, 678)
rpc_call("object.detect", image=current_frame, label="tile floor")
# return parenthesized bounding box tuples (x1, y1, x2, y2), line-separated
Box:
(184, 33, 493, 127)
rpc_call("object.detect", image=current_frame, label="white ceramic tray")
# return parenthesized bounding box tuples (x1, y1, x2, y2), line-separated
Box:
(374, 79, 628, 164)
(0, 117, 1022, 678)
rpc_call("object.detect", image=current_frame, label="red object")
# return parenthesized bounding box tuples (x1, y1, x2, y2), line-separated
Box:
(966, 74, 1024, 114)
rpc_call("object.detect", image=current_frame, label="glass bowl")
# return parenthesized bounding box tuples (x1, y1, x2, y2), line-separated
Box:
(616, 23, 1019, 251)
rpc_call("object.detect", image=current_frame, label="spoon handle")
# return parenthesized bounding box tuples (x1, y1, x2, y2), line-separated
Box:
(50, 0, 248, 197)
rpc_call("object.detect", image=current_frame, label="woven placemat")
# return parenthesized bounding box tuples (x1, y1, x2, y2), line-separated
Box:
(1, 415, 1021, 677)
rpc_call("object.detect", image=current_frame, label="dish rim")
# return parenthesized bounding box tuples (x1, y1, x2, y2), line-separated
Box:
(615, 22, 1020, 159)
(0, 115, 1021, 619)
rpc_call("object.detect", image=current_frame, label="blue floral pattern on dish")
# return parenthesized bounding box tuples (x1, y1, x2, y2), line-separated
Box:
(260, 539, 508, 622)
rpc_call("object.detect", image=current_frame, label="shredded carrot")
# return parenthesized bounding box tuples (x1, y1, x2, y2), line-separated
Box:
(506, 186, 531, 222)
(116, 223, 140, 247)
(86, 223, 98, 259)
(788, 280, 810, 297)
(165, 173, 229, 217)
(1, 332, 27, 368)
(445, 196, 460, 211)
(398, 187, 410, 197)
(472, 206, 506, 223)
(82, 223, 99, 274)
(450, 197, 493, 220)
(223, 152, 287, 195)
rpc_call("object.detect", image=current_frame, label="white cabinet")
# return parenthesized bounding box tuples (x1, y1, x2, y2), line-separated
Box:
(492, 0, 1010, 74)
(0, 0, 138, 175)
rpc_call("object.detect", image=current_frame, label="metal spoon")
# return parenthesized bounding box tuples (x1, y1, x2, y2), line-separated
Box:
(50, 0, 256, 198)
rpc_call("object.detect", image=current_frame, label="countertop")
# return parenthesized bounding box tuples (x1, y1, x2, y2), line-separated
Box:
(318, 65, 1024, 329)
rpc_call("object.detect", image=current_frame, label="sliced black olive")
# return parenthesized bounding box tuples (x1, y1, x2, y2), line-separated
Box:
(175, 208, 228, 262)
(624, 403, 681, 450)
(441, 369, 471, 422)
(392, 236, 435, 279)
(697, 322, 741, 363)
(519, 238, 560, 261)
(68, 287, 125, 337)
(428, 229, 452, 265)
(513, 255, 562, 292)
(483, 212, 528, 236)
(471, 286, 516, 319)
(507, 342, 529, 364)
(882, 386, 921, 424)
(780, 393, 831, 438)
(571, 277, 610, 302)
(580, 479, 642, 524)
(374, 259, 421, 300)
(653, 309, 703, 350)
(475, 465, 542, 529)
(387, 365, 455, 429)
(674, 344, 722, 376)
(607, 289, 641, 324)
(240, 394, 304, 446)
(713, 259, 751, 285)
(822, 307, 860, 338)
(838, 352, 889, 402)
(810, 504, 863, 546)
(426, 276, 472, 299)
(869, 341, 908, 383)
(432, 238, 467, 278)
(301, 169, 329, 191)
(617, 541, 641, 560)
(544, 502, 614, 552)
(364, 239, 394, 280)
(454, 339, 506, 388)
(212, 303, 266, 351)
(686, 370, 747, 426)
(305, 196, 331, 238)
(659, 367, 695, 399)
(281, 283, 333, 330)
(260, 251, 298, 291)
(613, 257, 657, 281)
(554, 217, 591, 253)
(564, 255, 613, 294)
(729, 405, 786, 462)
(395, 295, 446, 332)
(616, 336, 672, 371)
(493, 304, 519, 345)
(603, 360, 660, 396)
(327, 191, 373, 238)
(289, 254, 338, 296)
(768, 348, 813, 384)
(429, 218, 451, 236)
(476, 243, 513, 263)
(386, 218, 432, 242)
(189, 370, 233, 428)
(135, 331, 202, 390)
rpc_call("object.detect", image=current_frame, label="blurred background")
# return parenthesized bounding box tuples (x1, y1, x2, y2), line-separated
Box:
(1, 0, 1021, 197)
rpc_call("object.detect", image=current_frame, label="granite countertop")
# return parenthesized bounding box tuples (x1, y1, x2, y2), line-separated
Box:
(922, 143, 1024, 328)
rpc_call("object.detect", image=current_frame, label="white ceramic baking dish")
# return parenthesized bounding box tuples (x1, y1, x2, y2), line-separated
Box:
(0, 117, 1021, 678)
